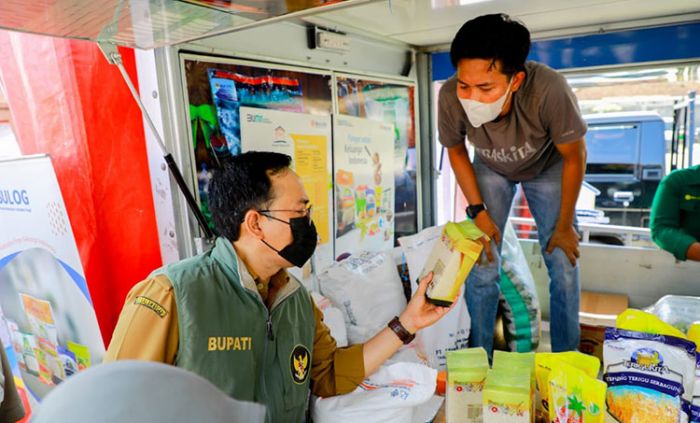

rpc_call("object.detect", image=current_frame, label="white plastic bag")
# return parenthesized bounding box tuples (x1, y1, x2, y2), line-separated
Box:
(312, 362, 437, 423)
(311, 292, 348, 348)
(318, 251, 407, 344)
(399, 227, 471, 370)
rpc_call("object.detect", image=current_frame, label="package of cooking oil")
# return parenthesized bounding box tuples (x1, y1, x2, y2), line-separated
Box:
(616, 308, 687, 339)
(493, 351, 536, 420)
(547, 360, 606, 423)
(419, 220, 483, 307)
(483, 368, 532, 423)
(603, 327, 696, 423)
(446, 348, 489, 423)
(535, 352, 600, 420)
(686, 323, 700, 423)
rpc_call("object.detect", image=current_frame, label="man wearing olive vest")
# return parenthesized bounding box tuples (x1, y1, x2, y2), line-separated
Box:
(105, 151, 451, 422)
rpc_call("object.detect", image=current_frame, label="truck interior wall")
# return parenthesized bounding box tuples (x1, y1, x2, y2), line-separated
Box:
(141, 20, 419, 257)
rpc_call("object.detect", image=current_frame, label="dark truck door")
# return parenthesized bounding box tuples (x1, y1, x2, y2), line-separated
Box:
(584, 112, 665, 227)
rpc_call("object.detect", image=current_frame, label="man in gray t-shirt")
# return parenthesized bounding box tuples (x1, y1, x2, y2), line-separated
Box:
(438, 13, 587, 354)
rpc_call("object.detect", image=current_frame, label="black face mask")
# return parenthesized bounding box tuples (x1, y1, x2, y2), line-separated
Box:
(260, 215, 318, 268)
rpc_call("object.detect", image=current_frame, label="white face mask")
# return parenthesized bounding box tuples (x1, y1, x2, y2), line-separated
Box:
(459, 78, 513, 128)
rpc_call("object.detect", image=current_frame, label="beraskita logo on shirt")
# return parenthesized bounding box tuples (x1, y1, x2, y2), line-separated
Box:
(290, 345, 310, 385)
(476, 142, 537, 164)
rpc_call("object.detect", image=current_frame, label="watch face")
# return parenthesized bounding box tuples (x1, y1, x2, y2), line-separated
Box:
(467, 204, 484, 218)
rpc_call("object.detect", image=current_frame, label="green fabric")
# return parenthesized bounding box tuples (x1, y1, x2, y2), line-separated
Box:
(650, 165, 700, 260)
(190, 104, 217, 149)
(161, 237, 315, 423)
(499, 271, 533, 352)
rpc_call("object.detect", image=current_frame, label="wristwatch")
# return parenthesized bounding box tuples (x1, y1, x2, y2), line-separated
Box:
(466, 203, 487, 219)
(388, 316, 415, 344)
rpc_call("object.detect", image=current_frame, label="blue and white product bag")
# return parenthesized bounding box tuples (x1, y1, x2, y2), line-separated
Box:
(603, 328, 696, 423)
(312, 362, 438, 423)
(692, 353, 700, 423)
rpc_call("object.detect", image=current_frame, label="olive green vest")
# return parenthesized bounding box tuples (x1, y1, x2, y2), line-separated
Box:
(160, 238, 315, 423)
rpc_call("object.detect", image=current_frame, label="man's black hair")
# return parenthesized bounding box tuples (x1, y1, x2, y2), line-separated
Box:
(209, 151, 292, 241)
(450, 13, 531, 77)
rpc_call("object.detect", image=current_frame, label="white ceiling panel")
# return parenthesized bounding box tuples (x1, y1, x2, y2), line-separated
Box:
(304, 0, 700, 48)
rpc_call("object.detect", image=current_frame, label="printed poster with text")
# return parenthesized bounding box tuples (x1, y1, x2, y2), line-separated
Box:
(0, 155, 105, 418)
(333, 116, 395, 256)
(239, 107, 333, 274)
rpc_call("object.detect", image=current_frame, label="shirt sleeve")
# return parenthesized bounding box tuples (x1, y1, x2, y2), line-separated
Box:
(0, 339, 25, 423)
(104, 274, 179, 364)
(310, 303, 365, 397)
(650, 172, 697, 260)
(437, 78, 468, 149)
(539, 71, 587, 144)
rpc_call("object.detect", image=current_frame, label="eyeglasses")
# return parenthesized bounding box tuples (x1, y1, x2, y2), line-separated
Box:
(258, 205, 313, 226)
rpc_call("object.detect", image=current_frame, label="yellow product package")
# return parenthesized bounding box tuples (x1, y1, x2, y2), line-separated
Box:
(616, 309, 687, 339)
(419, 220, 483, 306)
(446, 348, 489, 423)
(603, 327, 696, 423)
(547, 361, 606, 423)
(535, 352, 600, 420)
(483, 368, 532, 423)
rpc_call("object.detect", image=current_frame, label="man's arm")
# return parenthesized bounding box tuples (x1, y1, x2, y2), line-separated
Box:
(310, 273, 452, 397)
(361, 273, 451, 376)
(686, 243, 700, 261)
(447, 144, 500, 260)
(0, 339, 25, 422)
(546, 139, 586, 266)
(650, 173, 699, 261)
(104, 275, 179, 363)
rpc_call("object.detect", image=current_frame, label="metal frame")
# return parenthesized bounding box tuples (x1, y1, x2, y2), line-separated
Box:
(177, 52, 335, 198)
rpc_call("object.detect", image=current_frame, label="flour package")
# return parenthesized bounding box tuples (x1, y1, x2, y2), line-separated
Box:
(603, 327, 697, 423)
(692, 354, 700, 423)
(318, 251, 406, 344)
(419, 221, 483, 307)
(498, 221, 541, 352)
(399, 227, 471, 370)
(312, 362, 438, 423)
(311, 292, 348, 348)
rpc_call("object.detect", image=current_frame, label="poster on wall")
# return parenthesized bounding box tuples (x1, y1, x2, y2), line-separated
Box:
(336, 76, 417, 240)
(182, 56, 332, 230)
(333, 116, 395, 256)
(0, 155, 105, 417)
(239, 106, 334, 271)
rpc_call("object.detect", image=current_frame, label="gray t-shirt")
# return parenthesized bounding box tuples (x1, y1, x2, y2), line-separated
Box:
(438, 61, 587, 180)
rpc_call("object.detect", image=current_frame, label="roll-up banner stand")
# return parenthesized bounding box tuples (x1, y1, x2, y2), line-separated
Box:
(0, 155, 105, 419)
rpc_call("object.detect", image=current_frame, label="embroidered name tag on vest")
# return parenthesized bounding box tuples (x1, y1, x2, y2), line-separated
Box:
(208, 337, 252, 351)
(134, 296, 168, 318)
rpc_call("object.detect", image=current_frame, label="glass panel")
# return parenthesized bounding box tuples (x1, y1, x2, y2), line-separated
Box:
(0, 0, 353, 49)
(586, 124, 639, 169)
(182, 56, 332, 230)
(336, 75, 417, 241)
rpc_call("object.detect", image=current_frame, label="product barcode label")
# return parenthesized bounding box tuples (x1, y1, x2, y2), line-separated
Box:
(467, 404, 482, 421)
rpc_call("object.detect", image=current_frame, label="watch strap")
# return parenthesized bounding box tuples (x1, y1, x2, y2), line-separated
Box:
(388, 316, 415, 344)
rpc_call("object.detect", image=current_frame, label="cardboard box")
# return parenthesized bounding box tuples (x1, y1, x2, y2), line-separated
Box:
(578, 291, 629, 362)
